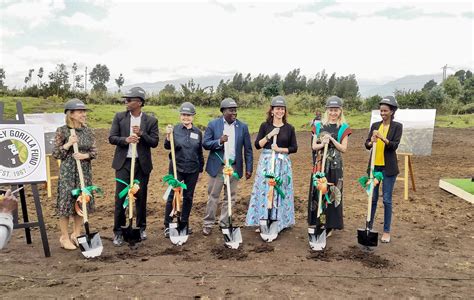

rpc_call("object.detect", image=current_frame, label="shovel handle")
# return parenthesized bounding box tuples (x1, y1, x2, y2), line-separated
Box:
(169, 126, 183, 214)
(366, 146, 377, 223)
(316, 143, 328, 218)
(129, 137, 137, 220)
(266, 135, 278, 210)
(223, 141, 233, 219)
(70, 129, 88, 223)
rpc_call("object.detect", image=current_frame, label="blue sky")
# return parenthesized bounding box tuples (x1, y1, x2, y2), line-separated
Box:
(1, 0, 473, 88)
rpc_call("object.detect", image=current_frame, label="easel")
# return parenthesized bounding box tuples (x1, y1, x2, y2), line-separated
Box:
(397, 152, 416, 200)
(0, 101, 51, 257)
(45, 154, 60, 198)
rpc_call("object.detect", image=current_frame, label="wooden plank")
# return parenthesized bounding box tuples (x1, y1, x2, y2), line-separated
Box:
(439, 179, 474, 204)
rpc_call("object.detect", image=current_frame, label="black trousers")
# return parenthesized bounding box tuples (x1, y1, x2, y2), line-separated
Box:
(164, 171, 199, 228)
(113, 158, 150, 234)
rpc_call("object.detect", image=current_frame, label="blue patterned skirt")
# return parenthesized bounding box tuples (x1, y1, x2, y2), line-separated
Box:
(245, 149, 295, 232)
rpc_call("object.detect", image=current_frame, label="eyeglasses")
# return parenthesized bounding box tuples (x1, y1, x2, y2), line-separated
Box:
(123, 98, 139, 103)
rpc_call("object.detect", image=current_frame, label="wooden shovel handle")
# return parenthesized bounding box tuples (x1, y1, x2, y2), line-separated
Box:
(70, 129, 88, 222)
(266, 135, 278, 210)
(366, 146, 377, 223)
(129, 136, 137, 220)
(316, 143, 328, 218)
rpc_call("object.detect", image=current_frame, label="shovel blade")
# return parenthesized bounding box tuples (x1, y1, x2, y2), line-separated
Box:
(222, 227, 242, 249)
(169, 222, 189, 246)
(308, 226, 326, 251)
(78, 232, 103, 258)
(357, 228, 378, 247)
(121, 225, 141, 246)
(259, 219, 279, 242)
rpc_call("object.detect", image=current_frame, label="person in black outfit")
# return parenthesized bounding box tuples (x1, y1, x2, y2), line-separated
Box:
(364, 96, 403, 243)
(163, 102, 204, 238)
(245, 95, 298, 232)
(109, 87, 159, 246)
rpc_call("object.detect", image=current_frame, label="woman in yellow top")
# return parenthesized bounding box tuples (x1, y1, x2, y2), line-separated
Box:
(364, 96, 403, 243)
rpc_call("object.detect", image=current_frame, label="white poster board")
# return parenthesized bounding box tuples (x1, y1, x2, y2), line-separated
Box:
(0, 125, 47, 183)
(370, 109, 436, 156)
(23, 113, 64, 155)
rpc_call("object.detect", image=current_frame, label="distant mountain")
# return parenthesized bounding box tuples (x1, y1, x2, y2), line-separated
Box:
(359, 73, 444, 97)
(111, 75, 233, 94)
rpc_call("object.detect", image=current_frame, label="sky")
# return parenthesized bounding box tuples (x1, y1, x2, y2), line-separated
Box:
(0, 0, 473, 89)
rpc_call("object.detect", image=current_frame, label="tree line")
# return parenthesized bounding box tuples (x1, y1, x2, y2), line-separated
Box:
(0, 64, 472, 114)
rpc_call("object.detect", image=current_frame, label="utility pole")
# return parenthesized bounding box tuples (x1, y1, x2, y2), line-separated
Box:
(84, 66, 88, 92)
(442, 64, 447, 82)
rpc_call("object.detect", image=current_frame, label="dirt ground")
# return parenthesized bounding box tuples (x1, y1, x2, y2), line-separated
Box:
(1, 128, 473, 298)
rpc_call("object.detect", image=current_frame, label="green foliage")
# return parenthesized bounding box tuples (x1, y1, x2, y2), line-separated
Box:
(460, 77, 474, 104)
(115, 73, 125, 92)
(442, 75, 462, 99)
(363, 95, 382, 112)
(0, 68, 6, 90)
(48, 63, 70, 97)
(422, 79, 437, 92)
(283, 68, 307, 95)
(334, 74, 359, 99)
(89, 64, 110, 93)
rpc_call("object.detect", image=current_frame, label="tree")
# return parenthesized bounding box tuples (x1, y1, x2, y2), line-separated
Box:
(71, 63, 78, 91)
(74, 74, 84, 90)
(442, 75, 462, 99)
(37, 67, 44, 85)
(363, 95, 382, 112)
(162, 83, 176, 94)
(427, 86, 446, 108)
(460, 77, 474, 104)
(454, 70, 466, 85)
(0, 68, 6, 90)
(334, 74, 359, 99)
(231, 73, 244, 91)
(48, 63, 70, 96)
(24, 69, 34, 87)
(262, 74, 281, 98)
(283, 68, 306, 95)
(328, 73, 336, 94)
(422, 79, 437, 92)
(89, 64, 110, 93)
(115, 73, 125, 92)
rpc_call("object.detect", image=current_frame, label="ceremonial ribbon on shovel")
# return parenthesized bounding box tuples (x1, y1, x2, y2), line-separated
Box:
(115, 178, 140, 209)
(72, 185, 102, 217)
(312, 171, 330, 207)
(264, 172, 285, 199)
(358, 172, 384, 195)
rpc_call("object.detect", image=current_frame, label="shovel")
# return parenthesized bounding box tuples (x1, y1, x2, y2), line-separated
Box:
(308, 142, 329, 251)
(357, 146, 379, 247)
(168, 126, 189, 246)
(221, 141, 242, 249)
(260, 134, 279, 242)
(70, 129, 103, 258)
(121, 139, 141, 246)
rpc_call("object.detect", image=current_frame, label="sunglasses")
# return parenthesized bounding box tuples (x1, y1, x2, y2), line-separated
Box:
(123, 98, 140, 103)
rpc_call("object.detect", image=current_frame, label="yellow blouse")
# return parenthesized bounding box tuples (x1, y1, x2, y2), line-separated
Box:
(374, 123, 389, 166)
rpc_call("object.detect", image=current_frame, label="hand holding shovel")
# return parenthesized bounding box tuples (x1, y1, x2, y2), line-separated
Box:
(70, 129, 103, 258)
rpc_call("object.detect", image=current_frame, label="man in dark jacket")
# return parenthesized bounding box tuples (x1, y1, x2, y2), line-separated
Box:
(202, 98, 253, 236)
(109, 87, 159, 246)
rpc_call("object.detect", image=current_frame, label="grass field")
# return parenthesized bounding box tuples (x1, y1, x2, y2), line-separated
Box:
(445, 178, 474, 194)
(1, 96, 472, 132)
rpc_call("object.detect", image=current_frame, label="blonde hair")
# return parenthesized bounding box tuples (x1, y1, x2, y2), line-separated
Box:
(65, 111, 86, 129)
(321, 108, 346, 127)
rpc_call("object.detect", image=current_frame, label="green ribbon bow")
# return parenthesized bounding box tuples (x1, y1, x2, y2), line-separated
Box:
(71, 185, 103, 198)
(115, 178, 140, 208)
(162, 174, 187, 189)
(264, 172, 285, 198)
(215, 152, 240, 179)
(358, 172, 384, 195)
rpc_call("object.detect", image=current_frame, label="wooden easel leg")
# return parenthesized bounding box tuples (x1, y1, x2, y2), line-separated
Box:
(46, 155, 52, 198)
(32, 184, 51, 257)
(408, 156, 416, 192)
(18, 185, 32, 244)
(404, 155, 409, 200)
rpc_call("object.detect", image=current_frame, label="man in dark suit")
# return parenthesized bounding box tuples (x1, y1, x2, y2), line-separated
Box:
(109, 87, 159, 246)
(202, 98, 253, 235)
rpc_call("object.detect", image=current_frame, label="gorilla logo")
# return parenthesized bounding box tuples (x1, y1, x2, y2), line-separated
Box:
(0, 140, 25, 168)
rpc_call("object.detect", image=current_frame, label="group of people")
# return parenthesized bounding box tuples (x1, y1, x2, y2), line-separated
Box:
(45, 87, 402, 251)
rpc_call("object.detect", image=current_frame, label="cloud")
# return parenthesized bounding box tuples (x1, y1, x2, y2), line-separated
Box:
(462, 11, 474, 19)
(2, 0, 66, 28)
(372, 6, 457, 20)
(209, 0, 236, 13)
(0, 27, 23, 39)
(275, 0, 337, 18)
(325, 11, 358, 21)
(59, 12, 105, 30)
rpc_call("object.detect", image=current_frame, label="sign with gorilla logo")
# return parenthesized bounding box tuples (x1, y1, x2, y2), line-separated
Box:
(0, 125, 46, 183)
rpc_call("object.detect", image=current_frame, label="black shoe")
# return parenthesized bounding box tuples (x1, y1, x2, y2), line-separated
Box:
(113, 234, 123, 247)
(140, 229, 147, 241)
(164, 228, 170, 238)
(187, 228, 193, 235)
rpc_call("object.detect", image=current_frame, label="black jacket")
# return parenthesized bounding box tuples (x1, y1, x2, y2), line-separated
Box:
(109, 111, 159, 174)
(364, 120, 403, 176)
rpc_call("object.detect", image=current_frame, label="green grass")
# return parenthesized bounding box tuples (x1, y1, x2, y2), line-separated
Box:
(1, 96, 473, 133)
(445, 179, 474, 194)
